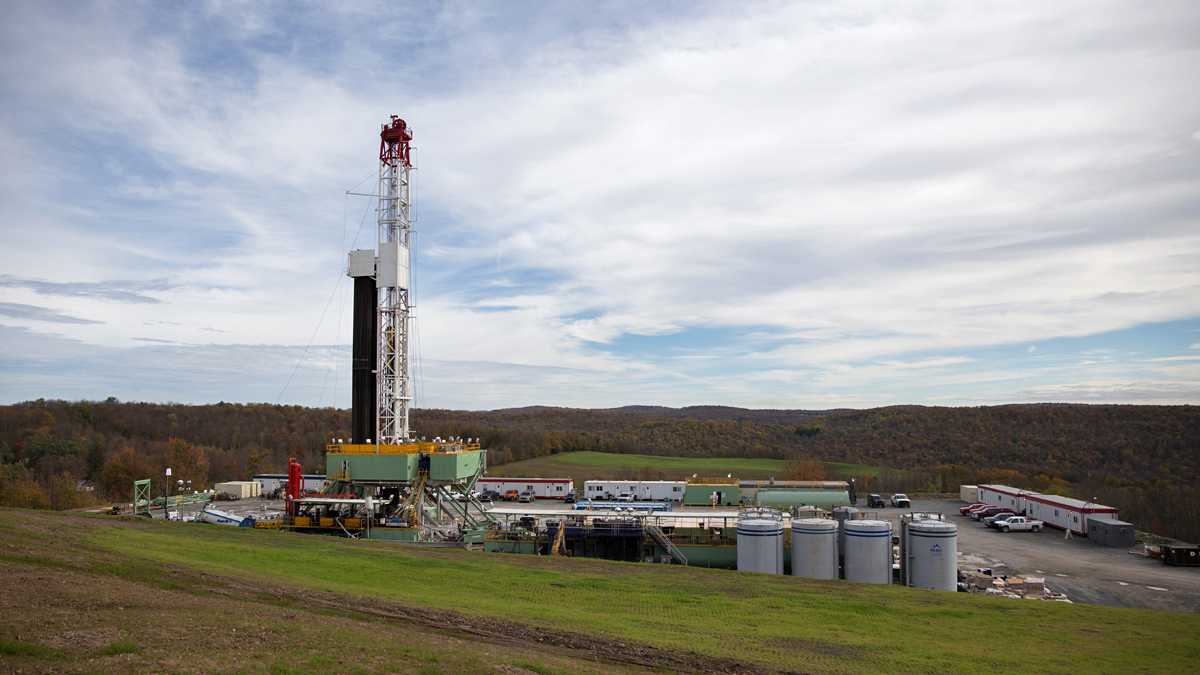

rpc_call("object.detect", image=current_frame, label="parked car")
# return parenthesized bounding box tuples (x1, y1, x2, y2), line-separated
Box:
(518, 491, 533, 503)
(503, 489, 520, 501)
(995, 516, 1043, 533)
(890, 493, 911, 508)
(476, 491, 493, 503)
(971, 506, 1011, 521)
(983, 510, 1017, 526)
(867, 493, 886, 508)
(964, 503, 993, 516)
(959, 502, 987, 515)
(617, 492, 634, 502)
(564, 493, 576, 504)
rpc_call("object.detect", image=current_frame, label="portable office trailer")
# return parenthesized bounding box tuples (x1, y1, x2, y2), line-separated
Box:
(582, 480, 685, 502)
(977, 485, 1029, 512)
(959, 485, 979, 503)
(1086, 517, 1136, 547)
(477, 477, 574, 499)
(1023, 493, 1118, 536)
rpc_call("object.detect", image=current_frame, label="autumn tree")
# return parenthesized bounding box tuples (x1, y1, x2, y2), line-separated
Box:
(99, 446, 153, 500)
(167, 438, 210, 489)
(0, 464, 50, 509)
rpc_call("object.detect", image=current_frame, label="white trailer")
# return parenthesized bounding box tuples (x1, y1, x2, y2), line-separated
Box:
(959, 485, 979, 503)
(977, 484, 1029, 513)
(582, 480, 685, 502)
(1023, 493, 1118, 536)
(477, 477, 574, 500)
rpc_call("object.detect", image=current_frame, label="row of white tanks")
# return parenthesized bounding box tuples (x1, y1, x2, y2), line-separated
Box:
(735, 509, 958, 590)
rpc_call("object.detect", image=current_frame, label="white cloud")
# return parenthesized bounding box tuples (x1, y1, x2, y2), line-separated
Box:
(1, 2, 1199, 407)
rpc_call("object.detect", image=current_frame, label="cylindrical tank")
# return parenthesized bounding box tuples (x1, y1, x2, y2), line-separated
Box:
(906, 520, 957, 591)
(737, 517, 784, 574)
(791, 518, 837, 580)
(842, 519, 891, 584)
(832, 506, 859, 568)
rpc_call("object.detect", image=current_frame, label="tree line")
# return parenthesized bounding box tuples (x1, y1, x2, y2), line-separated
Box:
(1, 399, 1196, 542)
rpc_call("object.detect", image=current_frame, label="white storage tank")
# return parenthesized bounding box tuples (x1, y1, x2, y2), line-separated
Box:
(905, 520, 958, 591)
(791, 518, 838, 580)
(842, 519, 892, 584)
(737, 516, 784, 574)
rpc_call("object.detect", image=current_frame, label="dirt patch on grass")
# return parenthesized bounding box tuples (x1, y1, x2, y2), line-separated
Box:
(768, 637, 862, 659)
(198, 570, 782, 674)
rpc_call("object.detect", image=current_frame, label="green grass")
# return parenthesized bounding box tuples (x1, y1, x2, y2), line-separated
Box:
(79, 516, 1200, 673)
(0, 638, 61, 658)
(489, 450, 885, 483)
(100, 640, 140, 656)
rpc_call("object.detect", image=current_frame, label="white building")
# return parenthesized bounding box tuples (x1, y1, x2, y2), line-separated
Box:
(476, 477, 574, 499)
(582, 480, 686, 502)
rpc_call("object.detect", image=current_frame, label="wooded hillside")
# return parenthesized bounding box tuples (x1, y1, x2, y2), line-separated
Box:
(1, 399, 1196, 540)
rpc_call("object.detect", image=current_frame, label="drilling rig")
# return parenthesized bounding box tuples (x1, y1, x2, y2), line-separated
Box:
(286, 116, 492, 543)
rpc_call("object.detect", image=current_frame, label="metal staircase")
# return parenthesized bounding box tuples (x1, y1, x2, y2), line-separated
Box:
(646, 525, 688, 565)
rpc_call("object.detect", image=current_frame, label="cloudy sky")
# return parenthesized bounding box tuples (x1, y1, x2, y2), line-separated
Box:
(1, 1, 1198, 410)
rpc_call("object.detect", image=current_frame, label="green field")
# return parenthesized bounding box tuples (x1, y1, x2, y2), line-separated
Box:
(2, 509, 1197, 673)
(488, 450, 884, 484)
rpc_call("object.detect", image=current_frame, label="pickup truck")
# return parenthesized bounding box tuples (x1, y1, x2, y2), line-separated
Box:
(982, 510, 1017, 526)
(518, 491, 533, 503)
(993, 516, 1043, 532)
(867, 493, 886, 508)
(503, 489, 520, 501)
(890, 493, 911, 508)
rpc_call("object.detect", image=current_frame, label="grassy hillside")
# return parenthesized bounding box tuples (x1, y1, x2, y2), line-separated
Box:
(2, 510, 1198, 673)
(487, 450, 884, 485)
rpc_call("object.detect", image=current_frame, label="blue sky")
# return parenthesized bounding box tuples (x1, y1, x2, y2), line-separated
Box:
(1, 1, 1198, 409)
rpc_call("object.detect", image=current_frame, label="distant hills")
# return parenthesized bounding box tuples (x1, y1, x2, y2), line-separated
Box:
(1, 399, 1197, 541)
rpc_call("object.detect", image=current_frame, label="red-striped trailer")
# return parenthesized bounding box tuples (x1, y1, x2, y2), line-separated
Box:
(1023, 494, 1119, 536)
(977, 484, 1032, 513)
(476, 477, 574, 500)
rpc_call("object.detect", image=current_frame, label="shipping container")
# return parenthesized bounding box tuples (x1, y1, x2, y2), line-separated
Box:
(683, 482, 742, 506)
(1086, 517, 1136, 547)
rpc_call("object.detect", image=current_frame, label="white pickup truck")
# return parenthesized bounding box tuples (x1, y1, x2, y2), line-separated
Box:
(890, 493, 911, 508)
(995, 515, 1043, 533)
